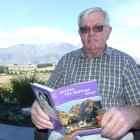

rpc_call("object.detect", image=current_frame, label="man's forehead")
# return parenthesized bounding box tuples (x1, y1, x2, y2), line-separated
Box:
(84, 12, 104, 20)
(80, 12, 105, 25)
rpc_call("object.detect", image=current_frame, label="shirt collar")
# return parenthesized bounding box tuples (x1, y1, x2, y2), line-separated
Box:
(105, 46, 113, 56)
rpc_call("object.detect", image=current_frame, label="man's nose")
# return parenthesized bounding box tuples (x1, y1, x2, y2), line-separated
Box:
(88, 27, 96, 35)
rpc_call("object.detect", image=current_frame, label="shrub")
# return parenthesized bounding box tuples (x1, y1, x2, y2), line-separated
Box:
(0, 86, 13, 103)
(11, 72, 44, 108)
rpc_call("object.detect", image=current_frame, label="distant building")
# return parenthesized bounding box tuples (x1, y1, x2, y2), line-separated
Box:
(6, 63, 55, 74)
(37, 63, 55, 68)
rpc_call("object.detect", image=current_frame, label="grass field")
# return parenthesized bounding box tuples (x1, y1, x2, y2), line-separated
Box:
(0, 73, 51, 88)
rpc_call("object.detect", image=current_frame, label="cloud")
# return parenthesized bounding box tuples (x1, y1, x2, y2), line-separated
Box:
(0, 27, 81, 48)
(108, 28, 140, 58)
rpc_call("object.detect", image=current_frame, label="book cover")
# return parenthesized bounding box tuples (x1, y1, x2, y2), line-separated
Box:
(30, 80, 103, 137)
(30, 83, 63, 133)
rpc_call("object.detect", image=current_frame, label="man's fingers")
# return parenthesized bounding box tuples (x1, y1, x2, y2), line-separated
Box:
(31, 100, 54, 129)
(101, 107, 114, 128)
(101, 106, 135, 139)
(32, 116, 54, 129)
(34, 103, 50, 120)
(111, 124, 129, 139)
(102, 116, 125, 139)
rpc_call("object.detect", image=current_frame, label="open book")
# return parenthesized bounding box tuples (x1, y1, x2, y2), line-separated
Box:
(30, 80, 104, 137)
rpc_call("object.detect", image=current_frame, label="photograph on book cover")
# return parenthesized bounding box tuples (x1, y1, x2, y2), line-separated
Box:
(33, 88, 57, 120)
(55, 97, 103, 137)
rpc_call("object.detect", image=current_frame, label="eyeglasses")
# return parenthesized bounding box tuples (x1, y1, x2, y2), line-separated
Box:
(79, 25, 107, 33)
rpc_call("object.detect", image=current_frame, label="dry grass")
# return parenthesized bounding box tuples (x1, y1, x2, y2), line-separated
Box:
(36, 73, 51, 83)
(0, 73, 51, 88)
(0, 75, 12, 88)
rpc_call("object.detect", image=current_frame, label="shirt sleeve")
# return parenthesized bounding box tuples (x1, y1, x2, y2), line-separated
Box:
(123, 57, 140, 106)
(45, 56, 65, 89)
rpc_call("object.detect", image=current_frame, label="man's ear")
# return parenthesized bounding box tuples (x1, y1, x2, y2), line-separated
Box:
(106, 26, 112, 40)
(78, 29, 81, 36)
(78, 29, 83, 41)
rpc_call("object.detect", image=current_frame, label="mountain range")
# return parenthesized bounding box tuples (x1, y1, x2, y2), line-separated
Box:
(0, 43, 139, 65)
(0, 43, 80, 65)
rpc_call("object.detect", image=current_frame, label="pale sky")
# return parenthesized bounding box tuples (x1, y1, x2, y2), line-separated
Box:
(0, 0, 140, 59)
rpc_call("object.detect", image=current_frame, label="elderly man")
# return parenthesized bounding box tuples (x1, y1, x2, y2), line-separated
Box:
(31, 7, 140, 140)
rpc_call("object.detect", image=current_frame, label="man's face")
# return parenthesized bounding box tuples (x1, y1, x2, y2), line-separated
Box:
(79, 12, 112, 58)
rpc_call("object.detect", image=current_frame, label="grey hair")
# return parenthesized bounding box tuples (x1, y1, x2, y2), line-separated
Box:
(78, 7, 110, 27)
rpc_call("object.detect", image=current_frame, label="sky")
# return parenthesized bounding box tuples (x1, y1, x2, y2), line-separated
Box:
(0, 0, 140, 59)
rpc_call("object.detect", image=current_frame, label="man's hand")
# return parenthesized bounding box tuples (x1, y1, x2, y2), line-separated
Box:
(31, 100, 54, 129)
(101, 106, 138, 139)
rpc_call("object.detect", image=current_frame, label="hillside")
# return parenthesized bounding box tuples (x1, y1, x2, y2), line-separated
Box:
(0, 43, 140, 65)
(0, 43, 80, 65)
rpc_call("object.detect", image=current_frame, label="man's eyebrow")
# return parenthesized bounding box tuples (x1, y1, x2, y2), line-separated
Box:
(94, 23, 104, 26)
(80, 23, 104, 27)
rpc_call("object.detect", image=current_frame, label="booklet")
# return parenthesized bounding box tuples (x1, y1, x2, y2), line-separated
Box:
(30, 80, 104, 137)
